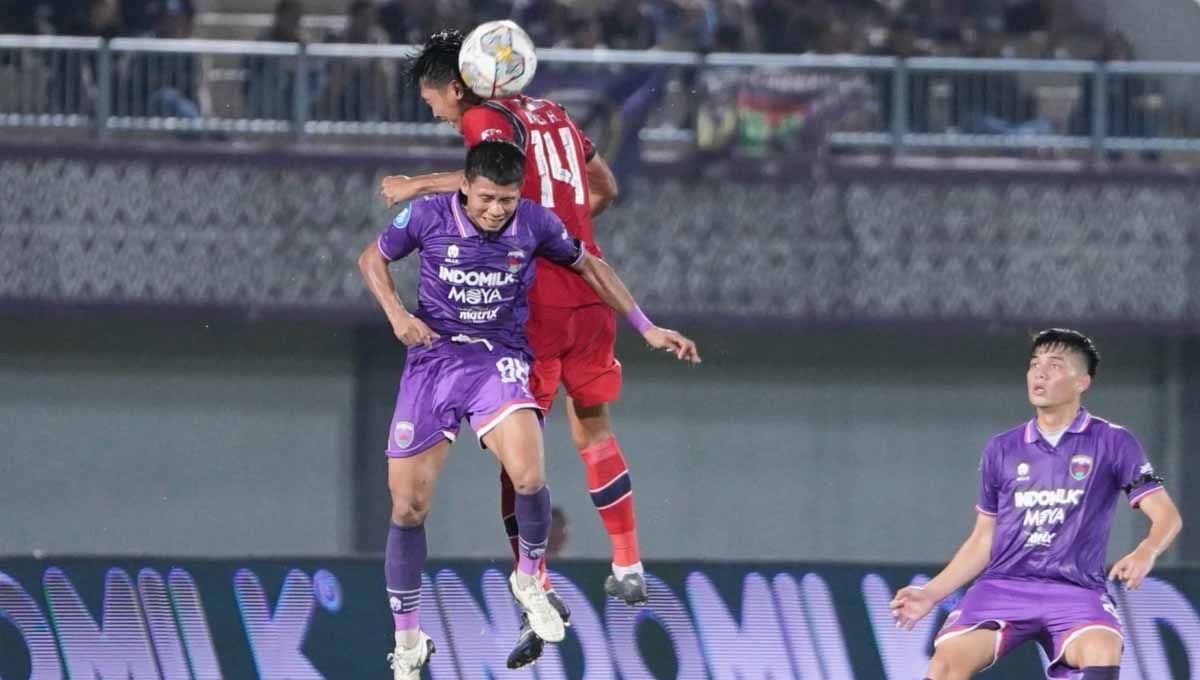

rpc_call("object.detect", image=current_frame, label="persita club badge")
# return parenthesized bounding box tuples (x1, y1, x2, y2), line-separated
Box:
(1070, 454, 1094, 481)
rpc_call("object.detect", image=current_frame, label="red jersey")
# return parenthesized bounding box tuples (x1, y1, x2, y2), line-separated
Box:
(461, 95, 602, 308)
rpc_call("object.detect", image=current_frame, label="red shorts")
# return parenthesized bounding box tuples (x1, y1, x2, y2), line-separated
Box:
(527, 303, 622, 411)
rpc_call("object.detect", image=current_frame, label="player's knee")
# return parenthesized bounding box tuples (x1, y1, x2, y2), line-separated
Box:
(926, 648, 972, 680)
(505, 462, 545, 495)
(926, 653, 953, 680)
(509, 471, 545, 495)
(389, 494, 430, 527)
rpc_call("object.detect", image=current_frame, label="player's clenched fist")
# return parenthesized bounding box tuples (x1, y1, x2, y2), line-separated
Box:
(392, 314, 440, 349)
(643, 327, 701, 364)
(380, 175, 413, 208)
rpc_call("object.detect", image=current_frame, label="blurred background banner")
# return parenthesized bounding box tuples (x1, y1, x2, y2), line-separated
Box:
(1, 143, 1198, 326)
(2, 557, 1198, 679)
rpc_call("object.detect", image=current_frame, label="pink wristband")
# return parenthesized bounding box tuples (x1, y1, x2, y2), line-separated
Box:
(626, 306, 654, 334)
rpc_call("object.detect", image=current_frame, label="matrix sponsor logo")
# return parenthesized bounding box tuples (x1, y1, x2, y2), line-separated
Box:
(1025, 530, 1057, 548)
(458, 308, 500, 323)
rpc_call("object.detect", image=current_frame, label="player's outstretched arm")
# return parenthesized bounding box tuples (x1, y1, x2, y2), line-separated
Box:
(586, 154, 618, 217)
(380, 171, 466, 208)
(1109, 490, 1182, 590)
(891, 512, 995, 630)
(572, 254, 700, 364)
(357, 242, 439, 348)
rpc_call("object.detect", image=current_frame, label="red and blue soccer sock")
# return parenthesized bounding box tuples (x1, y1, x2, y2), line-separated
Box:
(385, 523, 426, 645)
(1080, 668, 1120, 679)
(580, 437, 642, 573)
(514, 486, 552, 579)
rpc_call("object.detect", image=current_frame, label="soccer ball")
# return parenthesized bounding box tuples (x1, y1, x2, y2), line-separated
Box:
(458, 20, 538, 99)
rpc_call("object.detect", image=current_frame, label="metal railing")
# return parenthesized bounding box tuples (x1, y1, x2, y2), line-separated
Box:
(2, 34, 1199, 158)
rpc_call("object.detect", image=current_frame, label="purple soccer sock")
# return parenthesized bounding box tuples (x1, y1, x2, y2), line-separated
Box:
(514, 486, 551, 576)
(385, 523, 426, 633)
(1080, 667, 1120, 680)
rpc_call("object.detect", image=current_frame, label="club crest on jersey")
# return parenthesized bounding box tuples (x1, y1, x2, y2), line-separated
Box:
(506, 249, 526, 273)
(447, 245, 460, 262)
(1070, 454, 1094, 481)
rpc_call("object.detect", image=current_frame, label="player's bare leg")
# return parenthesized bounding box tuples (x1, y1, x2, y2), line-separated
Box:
(926, 629, 999, 680)
(500, 466, 571, 669)
(385, 442, 452, 679)
(1063, 629, 1123, 679)
(483, 409, 565, 643)
(498, 362, 568, 669)
(568, 398, 647, 605)
(499, 439, 570, 669)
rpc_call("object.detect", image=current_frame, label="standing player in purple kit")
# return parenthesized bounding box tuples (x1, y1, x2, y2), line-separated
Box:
(358, 140, 700, 679)
(891, 329, 1183, 680)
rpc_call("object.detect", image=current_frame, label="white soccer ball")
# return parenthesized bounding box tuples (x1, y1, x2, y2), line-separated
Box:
(458, 20, 538, 99)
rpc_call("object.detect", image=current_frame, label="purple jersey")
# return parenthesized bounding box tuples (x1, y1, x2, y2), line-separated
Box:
(976, 408, 1164, 591)
(377, 193, 587, 350)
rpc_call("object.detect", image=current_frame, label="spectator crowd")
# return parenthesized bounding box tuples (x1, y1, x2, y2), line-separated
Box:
(2, 0, 1110, 60)
(0, 0, 1157, 165)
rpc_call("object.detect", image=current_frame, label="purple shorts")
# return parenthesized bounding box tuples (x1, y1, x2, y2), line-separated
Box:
(935, 578, 1123, 679)
(385, 337, 542, 457)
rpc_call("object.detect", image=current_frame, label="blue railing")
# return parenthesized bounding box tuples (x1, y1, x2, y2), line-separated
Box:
(1, 35, 1198, 159)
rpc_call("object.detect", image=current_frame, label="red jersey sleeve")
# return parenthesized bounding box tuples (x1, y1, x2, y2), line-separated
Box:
(461, 106, 517, 147)
(578, 125, 596, 161)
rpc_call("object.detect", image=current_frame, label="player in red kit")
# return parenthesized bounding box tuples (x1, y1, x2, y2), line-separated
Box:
(381, 29, 655, 668)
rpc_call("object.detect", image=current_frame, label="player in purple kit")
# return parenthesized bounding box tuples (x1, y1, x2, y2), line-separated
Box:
(357, 140, 699, 679)
(891, 329, 1183, 680)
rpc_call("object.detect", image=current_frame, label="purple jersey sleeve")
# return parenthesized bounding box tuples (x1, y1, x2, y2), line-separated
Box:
(1111, 428, 1164, 507)
(976, 441, 999, 516)
(377, 200, 434, 261)
(526, 203, 586, 268)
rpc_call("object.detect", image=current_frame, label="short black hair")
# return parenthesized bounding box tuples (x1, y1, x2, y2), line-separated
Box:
(404, 29, 466, 89)
(1030, 328, 1100, 377)
(465, 141, 526, 187)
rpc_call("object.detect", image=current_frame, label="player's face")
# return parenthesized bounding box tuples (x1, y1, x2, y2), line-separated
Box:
(461, 176, 521, 231)
(419, 79, 469, 129)
(1027, 344, 1090, 409)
